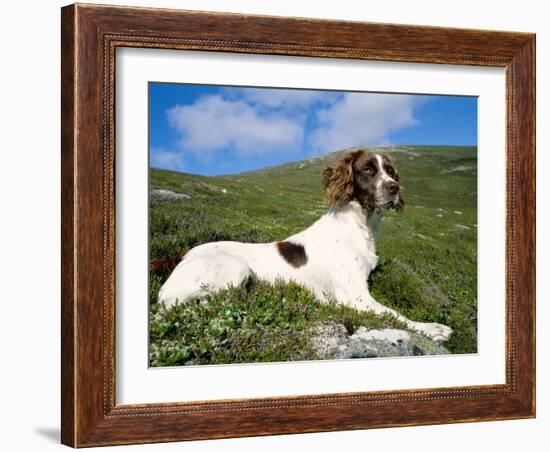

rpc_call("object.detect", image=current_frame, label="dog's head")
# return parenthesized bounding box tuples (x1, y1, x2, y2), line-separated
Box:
(323, 149, 404, 212)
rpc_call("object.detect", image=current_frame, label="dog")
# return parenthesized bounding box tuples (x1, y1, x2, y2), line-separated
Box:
(157, 149, 453, 342)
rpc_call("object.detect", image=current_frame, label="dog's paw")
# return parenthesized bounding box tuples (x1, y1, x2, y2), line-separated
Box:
(413, 322, 453, 342)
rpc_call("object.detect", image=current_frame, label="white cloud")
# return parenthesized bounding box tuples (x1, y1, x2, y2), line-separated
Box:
(162, 90, 425, 166)
(166, 95, 303, 156)
(150, 147, 185, 172)
(309, 93, 420, 153)
(238, 88, 337, 110)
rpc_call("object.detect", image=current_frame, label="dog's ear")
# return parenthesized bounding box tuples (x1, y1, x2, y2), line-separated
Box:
(323, 151, 360, 208)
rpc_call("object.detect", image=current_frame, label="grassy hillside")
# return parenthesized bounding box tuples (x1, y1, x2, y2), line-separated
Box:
(149, 146, 478, 366)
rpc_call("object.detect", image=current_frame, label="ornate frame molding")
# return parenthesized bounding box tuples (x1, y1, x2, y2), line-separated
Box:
(61, 4, 535, 447)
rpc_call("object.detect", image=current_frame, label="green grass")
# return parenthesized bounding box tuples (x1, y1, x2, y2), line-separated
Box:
(149, 145, 478, 366)
(149, 279, 407, 366)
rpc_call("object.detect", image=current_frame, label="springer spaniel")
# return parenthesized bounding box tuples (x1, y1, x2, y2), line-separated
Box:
(158, 149, 453, 342)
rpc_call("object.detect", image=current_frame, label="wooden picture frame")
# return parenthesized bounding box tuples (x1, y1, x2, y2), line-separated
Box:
(61, 3, 535, 447)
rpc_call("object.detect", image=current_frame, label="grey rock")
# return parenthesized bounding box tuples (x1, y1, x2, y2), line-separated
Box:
(312, 323, 449, 359)
(151, 188, 191, 202)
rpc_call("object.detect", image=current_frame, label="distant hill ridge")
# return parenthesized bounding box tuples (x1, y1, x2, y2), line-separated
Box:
(151, 145, 476, 178)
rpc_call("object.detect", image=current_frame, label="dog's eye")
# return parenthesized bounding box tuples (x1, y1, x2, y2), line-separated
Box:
(386, 167, 395, 177)
(362, 167, 374, 175)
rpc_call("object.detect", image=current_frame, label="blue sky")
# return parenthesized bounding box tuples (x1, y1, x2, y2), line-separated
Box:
(149, 83, 477, 176)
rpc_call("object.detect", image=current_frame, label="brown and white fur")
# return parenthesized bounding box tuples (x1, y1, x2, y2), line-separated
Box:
(158, 149, 452, 342)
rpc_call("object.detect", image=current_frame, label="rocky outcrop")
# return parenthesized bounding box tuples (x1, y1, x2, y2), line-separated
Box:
(151, 188, 191, 202)
(312, 323, 449, 359)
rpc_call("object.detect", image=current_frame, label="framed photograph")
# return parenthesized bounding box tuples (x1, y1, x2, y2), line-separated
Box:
(61, 3, 535, 447)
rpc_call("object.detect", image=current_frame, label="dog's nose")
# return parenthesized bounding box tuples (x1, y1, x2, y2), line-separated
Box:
(385, 181, 399, 195)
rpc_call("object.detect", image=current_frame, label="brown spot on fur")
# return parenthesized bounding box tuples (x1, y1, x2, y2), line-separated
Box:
(149, 250, 186, 276)
(382, 154, 400, 181)
(276, 241, 308, 268)
(381, 154, 404, 210)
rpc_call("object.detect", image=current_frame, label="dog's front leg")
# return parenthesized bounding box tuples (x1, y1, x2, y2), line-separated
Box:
(345, 288, 453, 343)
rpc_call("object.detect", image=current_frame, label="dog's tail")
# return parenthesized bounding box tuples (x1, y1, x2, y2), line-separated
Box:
(149, 250, 186, 277)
